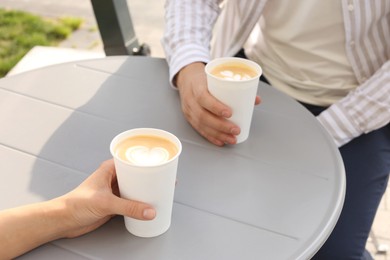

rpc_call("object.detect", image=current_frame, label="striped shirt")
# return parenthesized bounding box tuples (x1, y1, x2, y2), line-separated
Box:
(162, 0, 390, 147)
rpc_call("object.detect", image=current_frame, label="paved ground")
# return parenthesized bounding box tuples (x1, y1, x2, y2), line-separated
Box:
(0, 1, 389, 259)
(0, 0, 166, 57)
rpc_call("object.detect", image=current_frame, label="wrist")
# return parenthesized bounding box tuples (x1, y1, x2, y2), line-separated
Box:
(41, 197, 73, 240)
(176, 62, 206, 88)
(0, 199, 72, 258)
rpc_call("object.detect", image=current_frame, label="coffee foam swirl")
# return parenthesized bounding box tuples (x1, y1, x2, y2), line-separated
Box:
(219, 70, 252, 81)
(125, 145, 170, 166)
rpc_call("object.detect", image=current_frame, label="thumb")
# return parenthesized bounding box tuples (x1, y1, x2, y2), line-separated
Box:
(109, 196, 156, 220)
(255, 95, 261, 105)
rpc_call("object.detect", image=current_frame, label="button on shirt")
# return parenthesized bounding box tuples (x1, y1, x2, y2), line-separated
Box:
(162, 0, 390, 147)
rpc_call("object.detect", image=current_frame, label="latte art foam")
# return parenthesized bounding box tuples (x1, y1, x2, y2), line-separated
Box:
(125, 146, 170, 166)
(114, 134, 178, 166)
(219, 70, 252, 81)
(210, 61, 258, 81)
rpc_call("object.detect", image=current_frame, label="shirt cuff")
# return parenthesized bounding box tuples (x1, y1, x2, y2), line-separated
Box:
(316, 103, 362, 147)
(168, 44, 211, 88)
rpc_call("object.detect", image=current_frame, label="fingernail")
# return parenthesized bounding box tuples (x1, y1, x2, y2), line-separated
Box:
(221, 111, 230, 118)
(226, 137, 237, 144)
(143, 208, 156, 220)
(231, 127, 240, 135)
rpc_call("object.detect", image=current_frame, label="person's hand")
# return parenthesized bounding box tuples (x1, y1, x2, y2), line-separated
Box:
(59, 159, 156, 238)
(176, 62, 261, 146)
(0, 159, 156, 259)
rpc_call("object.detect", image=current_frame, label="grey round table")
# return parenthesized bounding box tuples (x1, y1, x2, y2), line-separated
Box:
(0, 56, 345, 260)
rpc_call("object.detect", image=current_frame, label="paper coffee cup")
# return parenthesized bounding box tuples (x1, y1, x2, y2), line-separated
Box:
(110, 128, 182, 237)
(205, 57, 262, 143)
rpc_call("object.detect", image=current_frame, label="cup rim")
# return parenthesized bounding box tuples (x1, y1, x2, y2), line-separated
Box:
(110, 128, 182, 168)
(205, 57, 262, 82)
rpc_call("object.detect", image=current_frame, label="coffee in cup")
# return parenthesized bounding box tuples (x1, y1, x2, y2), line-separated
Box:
(210, 61, 258, 81)
(114, 135, 179, 166)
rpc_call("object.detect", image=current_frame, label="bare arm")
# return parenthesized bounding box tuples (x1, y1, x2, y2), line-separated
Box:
(0, 160, 155, 259)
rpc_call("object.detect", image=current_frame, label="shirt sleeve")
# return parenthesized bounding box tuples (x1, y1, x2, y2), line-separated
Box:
(317, 61, 390, 147)
(161, 0, 223, 86)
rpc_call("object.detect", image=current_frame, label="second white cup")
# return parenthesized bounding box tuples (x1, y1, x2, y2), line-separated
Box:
(205, 57, 262, 143)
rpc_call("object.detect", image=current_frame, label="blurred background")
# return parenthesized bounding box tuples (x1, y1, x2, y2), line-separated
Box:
(0, 0, 165, 77)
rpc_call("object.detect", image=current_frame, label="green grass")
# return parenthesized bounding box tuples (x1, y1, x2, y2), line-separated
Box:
(0, 9, 83, 77)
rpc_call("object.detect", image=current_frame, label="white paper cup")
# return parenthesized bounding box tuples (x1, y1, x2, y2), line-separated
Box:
(110, 128, 182, 237)
(205, 57, 262, 143)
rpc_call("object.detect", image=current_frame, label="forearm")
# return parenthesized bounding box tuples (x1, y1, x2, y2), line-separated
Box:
(162, 0, 222, 85)
(0, 199, 69, 259)
(317, 61, 390, 147)
(0, 160, 156, 259)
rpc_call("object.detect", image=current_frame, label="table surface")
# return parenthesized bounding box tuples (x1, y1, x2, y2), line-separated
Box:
(0, 56, 345, 260)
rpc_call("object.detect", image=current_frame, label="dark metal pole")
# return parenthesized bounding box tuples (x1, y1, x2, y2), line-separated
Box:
(90, 0, 150, 56)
